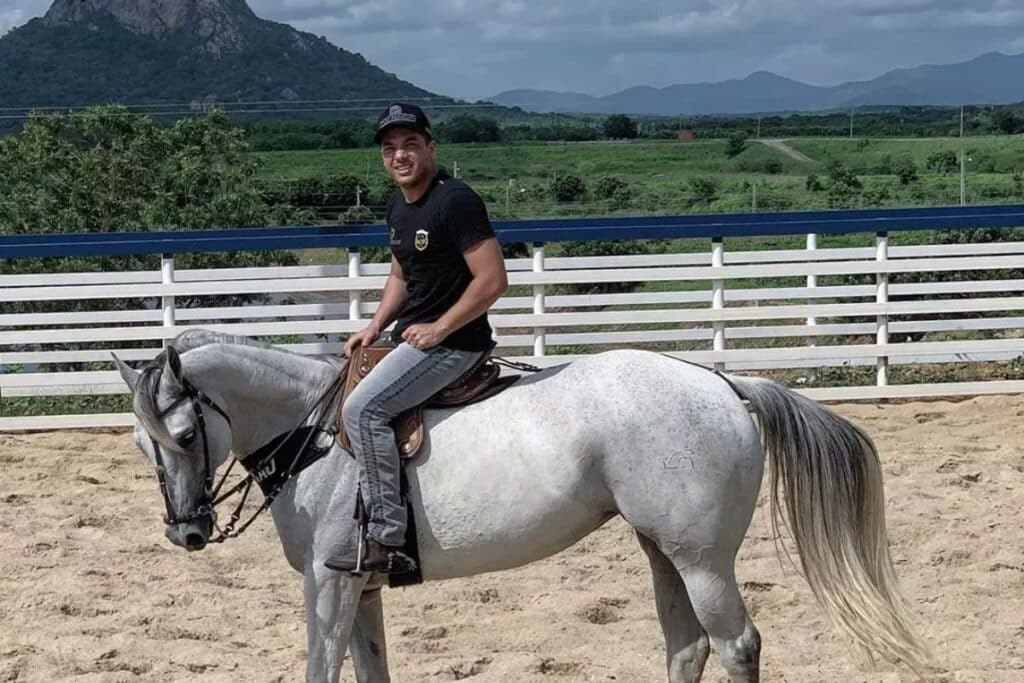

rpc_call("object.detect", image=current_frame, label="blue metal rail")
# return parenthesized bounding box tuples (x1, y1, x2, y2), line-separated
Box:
(2, 204, 1023, 259)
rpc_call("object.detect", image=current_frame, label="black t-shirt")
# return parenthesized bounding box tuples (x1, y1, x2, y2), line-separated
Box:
(387, 171, 497, 351)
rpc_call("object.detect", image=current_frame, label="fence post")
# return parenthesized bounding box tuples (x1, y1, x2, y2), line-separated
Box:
(348, 248, 362, 324)
(532, 242, 546, 357)
(806, 233, 818, 382)
(161, 253, 175, 348)
(711, 237, 726, 372)
(875, 231, 889, 387)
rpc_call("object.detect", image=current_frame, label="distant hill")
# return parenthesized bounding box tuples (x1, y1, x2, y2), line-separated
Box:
(489, 52, 1024, 116)
(0, 0, 438, 108)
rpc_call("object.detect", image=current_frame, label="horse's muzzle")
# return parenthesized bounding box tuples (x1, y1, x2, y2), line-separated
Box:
(165, 515, 213, 551)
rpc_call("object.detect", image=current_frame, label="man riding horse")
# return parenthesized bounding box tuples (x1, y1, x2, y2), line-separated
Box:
(325, 103, 509, 575)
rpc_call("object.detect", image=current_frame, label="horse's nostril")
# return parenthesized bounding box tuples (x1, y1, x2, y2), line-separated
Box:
(185, 532, 207, 549)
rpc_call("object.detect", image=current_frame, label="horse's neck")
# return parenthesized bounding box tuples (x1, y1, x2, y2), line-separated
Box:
(184, 344, 336, 455)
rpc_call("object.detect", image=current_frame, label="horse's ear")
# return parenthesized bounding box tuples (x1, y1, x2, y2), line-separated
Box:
(165, 346, 184, 384)
(111, 353, 139, 393)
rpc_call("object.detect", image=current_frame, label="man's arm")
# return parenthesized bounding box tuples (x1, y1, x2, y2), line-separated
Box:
(371, 256, 409, 330)
(345, 256, 408, 355)
(401, 238, 507, 350)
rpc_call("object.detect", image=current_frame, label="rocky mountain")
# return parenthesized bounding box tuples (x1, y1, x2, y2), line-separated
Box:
(489, 52, 1024, 116)
(0, 0, 438, 108)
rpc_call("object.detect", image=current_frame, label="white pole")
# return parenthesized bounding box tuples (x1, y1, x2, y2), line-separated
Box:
(711, 237, 726, 372)
(348, 248, 362, 322)
(532, 242, 546, 356)
(161, 254, 175, 349)
(960, 105, 966, 207)
(806, 233, 818, 382)
(875, 232, 889, 387)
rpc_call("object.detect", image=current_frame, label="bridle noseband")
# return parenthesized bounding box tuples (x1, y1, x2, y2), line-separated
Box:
(151, 371, 232, 527)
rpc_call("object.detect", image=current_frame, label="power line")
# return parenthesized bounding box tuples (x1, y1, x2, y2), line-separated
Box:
(0, 95, 476, 113)
(0, 103, 503, 121)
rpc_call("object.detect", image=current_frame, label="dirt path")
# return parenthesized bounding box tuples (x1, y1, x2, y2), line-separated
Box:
(757, 138, 815, 163)
(2, 395, 1024, 681)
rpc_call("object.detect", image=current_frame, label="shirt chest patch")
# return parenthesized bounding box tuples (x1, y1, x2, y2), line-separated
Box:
(415, 229, 430, 252)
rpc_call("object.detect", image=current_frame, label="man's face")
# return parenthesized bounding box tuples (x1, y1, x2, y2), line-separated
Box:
(380, 128, 436, 188)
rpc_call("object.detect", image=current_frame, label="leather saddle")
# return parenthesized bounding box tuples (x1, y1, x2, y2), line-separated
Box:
(335, 343, 514, 460)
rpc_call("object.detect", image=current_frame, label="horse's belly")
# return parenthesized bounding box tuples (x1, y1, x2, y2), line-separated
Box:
(407, 409, 614, 581)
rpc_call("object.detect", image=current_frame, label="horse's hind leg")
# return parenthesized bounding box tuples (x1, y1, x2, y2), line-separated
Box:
(636, 533, 709, 683)
(676, 559, 761, 683)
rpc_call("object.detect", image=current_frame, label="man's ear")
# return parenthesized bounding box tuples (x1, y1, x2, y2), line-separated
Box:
(111, 353, 139, 393)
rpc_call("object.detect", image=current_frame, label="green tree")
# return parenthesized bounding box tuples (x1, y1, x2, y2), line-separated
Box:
(926, 150, 959, 175)
(894, 157, 919, 185)
(594, 176, 634, 210)
(825, 162, 863, 208)
(0, 105, 302, 314)
(603, 114, 638, 139)
(992, 108, 1024, 135)
(725, 134, 747, 157)
(435, 115, 502, 143)
(551, 174, 586, 203)
(688, 176, 719, 207)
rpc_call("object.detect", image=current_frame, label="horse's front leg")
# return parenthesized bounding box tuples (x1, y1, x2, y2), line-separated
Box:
(303, 564, 368, 683)
(349, 586, 391, 682)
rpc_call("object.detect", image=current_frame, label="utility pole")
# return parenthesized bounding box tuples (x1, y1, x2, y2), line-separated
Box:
(959, 105, 966, 206)
(849, 108, 854, 139)
(756, 116, 761, 139)
(356, 185, 363, 208)
(453, 161, 460, 179)
(506, 178, 513, 216)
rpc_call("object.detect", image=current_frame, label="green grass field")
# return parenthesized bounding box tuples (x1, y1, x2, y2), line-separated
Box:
(256, 135, 1024, 222)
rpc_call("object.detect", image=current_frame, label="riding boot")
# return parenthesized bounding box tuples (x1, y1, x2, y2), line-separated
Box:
(324, 539, 417, 575)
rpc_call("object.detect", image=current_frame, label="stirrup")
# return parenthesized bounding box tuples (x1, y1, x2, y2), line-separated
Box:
(323, 486, 416, 575)
(324, 539, 417, 575)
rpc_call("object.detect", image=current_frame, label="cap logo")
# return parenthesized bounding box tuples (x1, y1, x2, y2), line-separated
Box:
(379, 106, 418, 129)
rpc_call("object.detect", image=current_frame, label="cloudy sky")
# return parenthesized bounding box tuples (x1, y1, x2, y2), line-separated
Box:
(2, 0, 1023, 100)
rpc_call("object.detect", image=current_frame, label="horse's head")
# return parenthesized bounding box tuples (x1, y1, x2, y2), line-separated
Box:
(114, 346, 233, 551)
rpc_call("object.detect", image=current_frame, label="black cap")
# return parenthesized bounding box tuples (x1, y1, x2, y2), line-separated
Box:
(374, 102, 432, 144)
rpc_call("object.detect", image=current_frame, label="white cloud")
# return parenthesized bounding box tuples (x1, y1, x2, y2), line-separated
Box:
(1, 0, 1022, 99)
(0, 8, 24, 34)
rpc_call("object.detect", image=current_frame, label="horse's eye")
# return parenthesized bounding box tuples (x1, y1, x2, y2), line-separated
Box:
(180, 429, 197, 445)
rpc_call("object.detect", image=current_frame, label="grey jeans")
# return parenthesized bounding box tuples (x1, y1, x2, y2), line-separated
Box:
(341, 342, 484, 546)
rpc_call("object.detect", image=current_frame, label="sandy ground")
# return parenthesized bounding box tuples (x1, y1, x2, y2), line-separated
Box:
(2, 395, 1024, 682)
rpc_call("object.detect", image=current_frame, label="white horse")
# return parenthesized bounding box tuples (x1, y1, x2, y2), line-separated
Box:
(113, 330, 929, 682)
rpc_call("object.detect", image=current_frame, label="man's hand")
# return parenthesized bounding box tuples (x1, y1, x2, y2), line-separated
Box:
(344, 324, 381, 357)
(401, 322, 448, 351)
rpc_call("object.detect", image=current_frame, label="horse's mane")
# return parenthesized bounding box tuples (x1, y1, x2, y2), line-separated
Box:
(133, 329, 343, 450)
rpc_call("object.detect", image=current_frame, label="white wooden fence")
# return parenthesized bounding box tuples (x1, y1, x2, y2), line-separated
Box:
(3, 236, 1024, 430)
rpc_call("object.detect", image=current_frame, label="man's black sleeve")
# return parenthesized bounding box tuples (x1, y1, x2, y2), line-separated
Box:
(443, 189, 496, 253)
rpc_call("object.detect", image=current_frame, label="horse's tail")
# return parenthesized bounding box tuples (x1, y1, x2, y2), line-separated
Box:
(726, 375, 931, 674)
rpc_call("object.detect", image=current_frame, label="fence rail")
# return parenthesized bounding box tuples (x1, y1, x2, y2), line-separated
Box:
(3, 204, 1024, 430)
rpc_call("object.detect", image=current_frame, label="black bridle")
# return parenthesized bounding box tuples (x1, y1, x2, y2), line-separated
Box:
(151, 372, 233, 527)
(149, 367, 346, 543)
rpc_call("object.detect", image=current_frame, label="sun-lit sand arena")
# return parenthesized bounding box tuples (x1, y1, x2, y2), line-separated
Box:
(2, 394, 1023, 682)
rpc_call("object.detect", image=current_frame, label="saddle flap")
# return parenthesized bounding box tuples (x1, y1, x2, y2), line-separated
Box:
(337, 344, 424, 460)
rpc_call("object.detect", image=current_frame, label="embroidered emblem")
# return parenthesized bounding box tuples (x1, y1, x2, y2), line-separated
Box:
(390, 227, 399, 246)
(415, 229, 429, 251)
